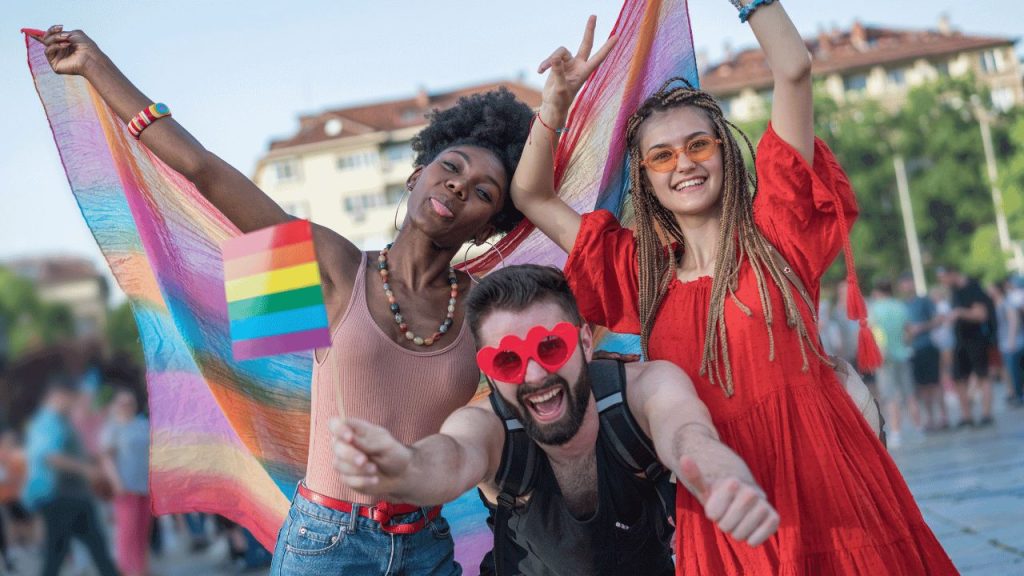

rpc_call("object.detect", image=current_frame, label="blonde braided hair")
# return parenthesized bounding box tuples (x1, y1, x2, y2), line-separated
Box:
(627, 78, 826, 396)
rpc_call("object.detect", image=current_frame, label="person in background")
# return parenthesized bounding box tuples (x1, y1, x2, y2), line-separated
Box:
(1007, 275, 1024, 406)
(938, 266, 996, 427)
(868, 279, 918, 447)
(0, 427, 27, 572)
(990, 278, 1024, 407)
(899, 275, 948, 431)
(930, 285, 956, 389)
(100, 388, 151, 576)
(22, 378, 120, 576)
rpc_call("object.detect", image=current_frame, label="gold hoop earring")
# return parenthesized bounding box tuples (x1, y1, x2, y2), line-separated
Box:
(459, 238, 507, 284)
(393, 186, 410, 232)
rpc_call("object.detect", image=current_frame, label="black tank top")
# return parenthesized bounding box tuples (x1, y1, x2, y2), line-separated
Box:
(485, 432, 674, 575)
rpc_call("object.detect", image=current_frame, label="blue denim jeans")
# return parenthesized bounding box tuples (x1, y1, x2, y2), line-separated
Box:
(269, 488, 461, 575)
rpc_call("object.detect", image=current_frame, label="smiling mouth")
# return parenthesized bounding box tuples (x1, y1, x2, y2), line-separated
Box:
(429, 197, 455, 219)
(672, 177, 706, 192)
(522, 385, 566, 422)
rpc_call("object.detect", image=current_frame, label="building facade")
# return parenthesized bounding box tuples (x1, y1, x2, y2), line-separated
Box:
(253, 81, 542, 250)
(703, 18, 1022, 122)
(5, 256, 110, 338)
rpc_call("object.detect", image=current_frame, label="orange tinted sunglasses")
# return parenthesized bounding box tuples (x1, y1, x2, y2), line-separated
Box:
(641, 135, 722, 173)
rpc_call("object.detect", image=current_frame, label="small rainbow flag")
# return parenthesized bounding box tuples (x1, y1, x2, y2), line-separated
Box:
(222, 220, 331, 360)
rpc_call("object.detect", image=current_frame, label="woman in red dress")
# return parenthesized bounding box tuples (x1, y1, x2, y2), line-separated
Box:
(513, 2, 957, 574)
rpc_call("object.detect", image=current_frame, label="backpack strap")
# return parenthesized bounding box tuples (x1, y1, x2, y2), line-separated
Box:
(488, 389, 538, 501)
(589, 359, 676, 522)
(488, 387, 538, 576)
(766, 243, 817, 323)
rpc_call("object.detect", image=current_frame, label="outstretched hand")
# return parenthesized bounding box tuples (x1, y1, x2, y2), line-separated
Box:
(678, 456, 779, 546)
(538, 15, 618, 122)
(31, 25, 101, 77)
(331, 417, 413, 499)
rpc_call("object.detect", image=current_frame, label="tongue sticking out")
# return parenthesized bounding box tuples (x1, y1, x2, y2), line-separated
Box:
(430, 198, 454, 218)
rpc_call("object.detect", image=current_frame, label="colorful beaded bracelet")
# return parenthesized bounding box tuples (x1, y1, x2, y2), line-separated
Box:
(127, 102, 171, 139)
(739, 0, 776, 23)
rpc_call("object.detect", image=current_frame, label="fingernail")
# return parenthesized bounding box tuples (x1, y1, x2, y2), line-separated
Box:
(59, 33, 70, 40)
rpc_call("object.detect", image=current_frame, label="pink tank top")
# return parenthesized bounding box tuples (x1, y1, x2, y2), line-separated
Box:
(304, 253, 480, 503)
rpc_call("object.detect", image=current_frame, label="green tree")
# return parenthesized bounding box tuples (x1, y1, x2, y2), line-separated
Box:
(733, 77, 1022, 286)
(0, 266, 75, 361)
(106, 301, 144, 366)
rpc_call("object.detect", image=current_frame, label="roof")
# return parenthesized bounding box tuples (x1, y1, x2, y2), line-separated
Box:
(702, 23, 1017, 95)
(269, 80, 543, 150)
(4, 256, 104, 287)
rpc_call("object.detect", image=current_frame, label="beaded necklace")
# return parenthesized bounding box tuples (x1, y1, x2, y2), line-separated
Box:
(377, 243, 457, 347)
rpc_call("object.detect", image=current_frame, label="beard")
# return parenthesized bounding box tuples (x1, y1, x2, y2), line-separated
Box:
(509, 365, 592, 447)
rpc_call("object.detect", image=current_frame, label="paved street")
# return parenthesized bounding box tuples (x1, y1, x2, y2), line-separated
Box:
(6, 387, 1021, 576)
(891, 384, 1024, 575)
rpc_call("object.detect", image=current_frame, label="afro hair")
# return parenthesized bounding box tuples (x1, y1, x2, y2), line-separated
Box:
(411, 87, 534, 233)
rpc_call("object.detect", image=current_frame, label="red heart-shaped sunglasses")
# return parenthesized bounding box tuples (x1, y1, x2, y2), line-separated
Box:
(476, 322, 579, 384)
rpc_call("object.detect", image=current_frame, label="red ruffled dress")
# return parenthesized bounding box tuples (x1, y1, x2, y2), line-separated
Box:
(564, 125, 957, 575)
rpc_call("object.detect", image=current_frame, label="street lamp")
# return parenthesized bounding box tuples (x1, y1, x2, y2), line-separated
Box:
(970, 94, 1023, 273)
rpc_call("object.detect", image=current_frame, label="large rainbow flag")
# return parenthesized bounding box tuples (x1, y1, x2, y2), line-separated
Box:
(23, 0, 696, 570)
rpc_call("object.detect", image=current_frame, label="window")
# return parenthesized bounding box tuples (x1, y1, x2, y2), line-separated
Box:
(382, 144, 415, 172)
(992, 87, 1016, 112)
(336, 151, 378, 171)
(717, 97, 733, 116)
(936, 61, 950, 77)
(844, 74, 868, 93)
(979, 50, 1004, 74)
(887, 68, 906, 87)
(281, 201, 310, 219)
(385, 184, 407, 204)
(273, 160, 299, 182)
(343, 192, 388, 222)
(385, 144, 415, 163)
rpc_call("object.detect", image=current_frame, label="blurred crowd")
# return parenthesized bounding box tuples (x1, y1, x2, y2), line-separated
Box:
(820, 265, 1024, 448)
(0, 364, 271, 576)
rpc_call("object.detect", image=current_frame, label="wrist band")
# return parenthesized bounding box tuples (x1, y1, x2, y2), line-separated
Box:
(728, 0, 743, 10)
(739, 0, 776, 23)
(534, 112, 568, 136)
(127, 103, 171, 139)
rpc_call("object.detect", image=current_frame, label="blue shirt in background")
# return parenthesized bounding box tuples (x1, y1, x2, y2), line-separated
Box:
(22, 407, 86, 510)
(869, 297, 912, 363)
(101, 415, 150, 495)
(905, 296, 936, 351)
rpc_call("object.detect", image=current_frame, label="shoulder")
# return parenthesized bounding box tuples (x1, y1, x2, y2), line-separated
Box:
(624, 360, 694, 412)
(312, 223, 363, 288)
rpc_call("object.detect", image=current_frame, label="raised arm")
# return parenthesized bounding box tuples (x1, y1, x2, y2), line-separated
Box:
(509, 17, 616, 253)
(741, 1, 814, 162)
(330, 400, 505, 506)
(626, 361, 779, 546)
(36, 27, 360, 292)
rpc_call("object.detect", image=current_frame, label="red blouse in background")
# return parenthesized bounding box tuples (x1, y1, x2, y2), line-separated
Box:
(565, 125, 957, 574)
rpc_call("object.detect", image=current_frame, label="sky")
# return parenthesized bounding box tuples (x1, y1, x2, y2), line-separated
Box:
(1, 0, 1020, 300)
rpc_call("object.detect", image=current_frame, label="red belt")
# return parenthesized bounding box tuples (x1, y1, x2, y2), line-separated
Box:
(297, 484, 441, 535)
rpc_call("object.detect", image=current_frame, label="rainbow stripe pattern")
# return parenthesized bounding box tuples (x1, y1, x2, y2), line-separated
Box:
(24, 0, 695, 568)
(222, 220, 331, 361)
(23, 28, 309, 550)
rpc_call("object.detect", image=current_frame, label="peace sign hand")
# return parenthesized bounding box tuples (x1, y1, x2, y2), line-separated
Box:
(538, 15, 618, 126)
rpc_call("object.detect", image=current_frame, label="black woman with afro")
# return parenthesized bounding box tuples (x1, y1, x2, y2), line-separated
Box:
(38, 25, 534, 574)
